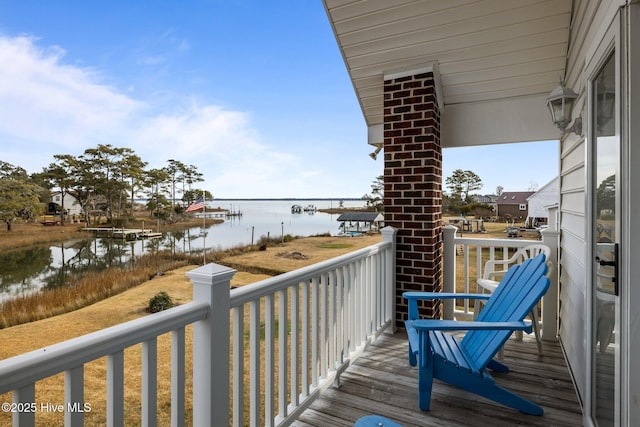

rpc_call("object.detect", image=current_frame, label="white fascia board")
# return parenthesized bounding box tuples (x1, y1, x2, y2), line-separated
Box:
(441, 94, 561, 147)
(383, 61, 444, 113)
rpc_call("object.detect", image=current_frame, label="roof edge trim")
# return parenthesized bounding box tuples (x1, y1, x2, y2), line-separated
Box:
(383, 61, 445, 112)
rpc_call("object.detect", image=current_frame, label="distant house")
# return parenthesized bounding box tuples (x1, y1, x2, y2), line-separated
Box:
(526, 177, 560, 227)
(50, 191, 83, 216)
(472, 194, 498, 214)
(495, 191, 535, 221)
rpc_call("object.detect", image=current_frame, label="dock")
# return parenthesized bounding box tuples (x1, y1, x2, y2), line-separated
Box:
(81, 228, 163, 240)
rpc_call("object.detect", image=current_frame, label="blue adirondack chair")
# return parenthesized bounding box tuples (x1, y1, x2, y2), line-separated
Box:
(403, 254, 550, 416)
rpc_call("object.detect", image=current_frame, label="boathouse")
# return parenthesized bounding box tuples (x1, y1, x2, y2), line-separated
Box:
(337, 211, 383, 234)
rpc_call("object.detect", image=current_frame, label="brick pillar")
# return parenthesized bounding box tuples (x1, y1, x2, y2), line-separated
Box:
(383, 71, 442, 327)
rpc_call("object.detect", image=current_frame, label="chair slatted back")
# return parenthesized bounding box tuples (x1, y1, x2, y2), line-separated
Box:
(462, 254, 550, 369)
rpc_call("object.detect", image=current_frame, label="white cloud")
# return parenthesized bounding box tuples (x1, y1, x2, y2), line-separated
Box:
(0, 35, 141, 146)
(0, 35, 328, 197)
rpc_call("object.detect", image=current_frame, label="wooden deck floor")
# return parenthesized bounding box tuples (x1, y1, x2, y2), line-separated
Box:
(293, 332, 583, 427)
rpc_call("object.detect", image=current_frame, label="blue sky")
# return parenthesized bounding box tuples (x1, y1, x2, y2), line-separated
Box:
(0, 1, 558, 198)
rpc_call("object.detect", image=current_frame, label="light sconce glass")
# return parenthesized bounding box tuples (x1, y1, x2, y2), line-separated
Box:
(595, 74, 615, 133)
(545, 80, 582, 136)
(369, 143, 383, 160)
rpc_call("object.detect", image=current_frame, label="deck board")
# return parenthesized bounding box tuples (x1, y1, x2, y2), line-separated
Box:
(293, 332, 582, 427)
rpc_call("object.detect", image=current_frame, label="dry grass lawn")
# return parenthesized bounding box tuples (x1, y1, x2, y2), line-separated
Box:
(0, 234, 381, 426)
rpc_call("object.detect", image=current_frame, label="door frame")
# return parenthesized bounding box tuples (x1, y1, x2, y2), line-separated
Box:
(584, 9, 621, 427)
(584, 4, 640, 425)
(622, 3, 640, 425)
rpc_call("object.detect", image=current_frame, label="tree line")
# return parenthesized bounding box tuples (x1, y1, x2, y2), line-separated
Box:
(361, 170, 498, 217)
(0, 144, 209, 230)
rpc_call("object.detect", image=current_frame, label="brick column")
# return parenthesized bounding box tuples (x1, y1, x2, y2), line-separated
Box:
(383, 71, 442, 327)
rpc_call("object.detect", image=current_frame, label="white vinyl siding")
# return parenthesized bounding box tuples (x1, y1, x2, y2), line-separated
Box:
(558, 0, 625, 409)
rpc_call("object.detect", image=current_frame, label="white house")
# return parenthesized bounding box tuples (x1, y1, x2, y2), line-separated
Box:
(526, 177, 560, 226)
(50, 191, 82, 216)
(324, 1, 640, 425)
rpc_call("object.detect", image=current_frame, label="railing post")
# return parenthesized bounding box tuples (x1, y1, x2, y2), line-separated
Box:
(381, 226, 397, 332)
(442, 225, 458, 320)
(541, 226, 560, 341)
(187, 263, 236, 427)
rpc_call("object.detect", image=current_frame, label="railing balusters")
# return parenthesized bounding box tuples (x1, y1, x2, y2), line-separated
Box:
(265, 294, 275, 427)
(349, 262, 356, 352)
(355, 259, 363, 345)
(232, 305, 245, 427)
(171, 328, 185, 427)
(311, 276, 319, 389)
(301, 280, 310, 397)
(365, 256, 372, 336)
(141, 338, 157, 427)
(320, 274, 328, 380)
(249, 299, 261, 427)
(336, 267, 344, 364)
(343, 265, 352, 354)
(107, 351, 124, 427)
(463, 244, 470, 313)
(277, 289, 288, 420)
(445, 231, 556, 325)
(376, 254, 381, 329)
(328, 271, 336, 371)
(65, 365, 84, 427)
(290, 284, 299, 407)
(12, 384, 35, 427)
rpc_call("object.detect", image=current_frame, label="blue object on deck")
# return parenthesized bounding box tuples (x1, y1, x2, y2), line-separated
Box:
(403, 254, 550, 415)
(354, 414, 403, 426)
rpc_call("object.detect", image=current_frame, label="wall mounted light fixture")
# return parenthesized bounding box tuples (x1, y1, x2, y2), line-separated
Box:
(545, 80, 582, 136)
(369, 143, 383, 160)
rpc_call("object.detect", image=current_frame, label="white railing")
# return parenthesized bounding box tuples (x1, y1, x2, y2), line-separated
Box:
(0, 302, 211, 427)
(442, 224, 559, 340)
(0, 227, 397, 427)
(227, 226, 396, 427)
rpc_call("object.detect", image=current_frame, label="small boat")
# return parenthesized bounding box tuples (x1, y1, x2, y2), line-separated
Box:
(304, 204, 317, 213)
(291, 204, 303, 213)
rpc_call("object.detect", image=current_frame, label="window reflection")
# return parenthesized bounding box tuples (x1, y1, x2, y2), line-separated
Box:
(593, 51, 616, 427)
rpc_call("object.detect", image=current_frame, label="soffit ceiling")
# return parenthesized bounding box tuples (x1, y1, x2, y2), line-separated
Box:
(323, 0, 572, 146)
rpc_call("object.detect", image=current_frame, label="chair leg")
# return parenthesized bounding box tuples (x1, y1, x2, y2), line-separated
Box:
(531, 309, 542, 355)
(482, 382, 544, 415)
(487, 358, 509, 373)
(409, 347, 417, 367)
(447, 372, 544, 416)
(418, 358, 434, 411)
(417, 334, 434, 411)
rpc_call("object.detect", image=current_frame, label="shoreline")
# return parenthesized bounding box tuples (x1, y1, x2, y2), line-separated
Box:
(0, 233, 381, 329)
(0, 217, 223, 252)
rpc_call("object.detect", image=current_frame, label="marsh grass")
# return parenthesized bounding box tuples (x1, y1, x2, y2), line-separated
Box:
(0, 252, 200, 328)
(0, 229, 299, 329)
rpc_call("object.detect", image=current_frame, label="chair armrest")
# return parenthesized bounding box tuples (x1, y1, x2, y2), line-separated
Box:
(410, 319, 533, 334)
(403, 292, 491, 301)
(404, 292, 490, 320)
(483, 259, 513, 279)
(476, 278, 499, 293)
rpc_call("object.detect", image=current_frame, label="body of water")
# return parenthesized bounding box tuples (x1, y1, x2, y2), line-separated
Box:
(0, 199, 366, 302)
(195, 199, 363, 249)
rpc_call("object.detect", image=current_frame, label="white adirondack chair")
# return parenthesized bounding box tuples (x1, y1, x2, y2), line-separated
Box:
(474, 244, 551, 355)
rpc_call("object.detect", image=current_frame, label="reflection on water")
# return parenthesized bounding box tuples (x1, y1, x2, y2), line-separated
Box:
(0, 199, 365, 302)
